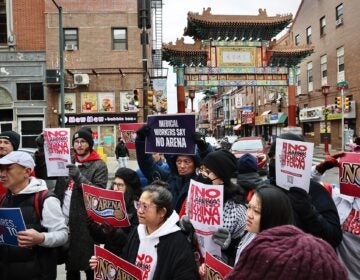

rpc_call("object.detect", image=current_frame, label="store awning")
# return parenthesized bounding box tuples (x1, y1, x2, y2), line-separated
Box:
(278, 114, 288, 123)
(233, 124, 242, 130)
(261, 110, 271, 116)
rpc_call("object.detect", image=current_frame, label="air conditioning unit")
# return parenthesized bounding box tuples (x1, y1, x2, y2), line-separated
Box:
(74, 74, 89, 85)
(336, 17, 343, 26)
(65, 44, 77, 51)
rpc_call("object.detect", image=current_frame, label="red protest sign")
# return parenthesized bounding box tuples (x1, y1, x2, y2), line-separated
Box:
(339, 152, 360, 197)
(205, 252, 232, 280)
(83, 184, 130, 227)
(94, 245, 143, 280)
(119, 123, 144, 149)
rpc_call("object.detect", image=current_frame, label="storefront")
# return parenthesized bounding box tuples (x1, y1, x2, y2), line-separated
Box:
(269, 112, 288, 136)
(241, 111, 255, 136)
(255, 114, 270, 141)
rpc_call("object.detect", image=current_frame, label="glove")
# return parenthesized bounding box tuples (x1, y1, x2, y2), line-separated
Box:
(179, 215, 195, 235)
(212, 227, 231, 250)
(193, 132, 207, 151)
(86, 216, 102, 233)
(136, 124, 151, 141)
(66, 164, 81, 182)
(100, 221, 115, 237)
(288, 187, 316, 221)
(315, 152, 345, 174)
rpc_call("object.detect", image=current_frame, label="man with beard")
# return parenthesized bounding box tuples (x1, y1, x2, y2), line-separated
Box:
(55, 127, 108, 280)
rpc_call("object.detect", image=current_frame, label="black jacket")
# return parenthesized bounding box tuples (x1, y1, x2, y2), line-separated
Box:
(121, 229, 198, 280)
(115, 142, 130, 158)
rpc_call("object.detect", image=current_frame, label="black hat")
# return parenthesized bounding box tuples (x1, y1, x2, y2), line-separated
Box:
(115, 168, 142, 202)
(268, 133, 304, 158)
(203, 149, 237, 185)
(0, 131, 20, 151)
(72, 127, 94, 149)
(237, 153, 258, 174)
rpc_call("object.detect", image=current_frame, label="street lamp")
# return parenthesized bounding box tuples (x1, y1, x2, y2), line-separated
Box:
(189, 90, 195, 112)
(322, 85, 330, 155)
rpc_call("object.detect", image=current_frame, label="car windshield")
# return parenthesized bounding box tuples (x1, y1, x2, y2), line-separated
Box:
(232, 139, 263, 151)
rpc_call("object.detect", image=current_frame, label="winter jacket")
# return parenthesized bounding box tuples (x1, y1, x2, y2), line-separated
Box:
(115, 142, 130, 158)
(236, 172, 264, 194)
(121, 211, 198, 280)
(0, 177, 68, 280)
(54, 150, 108, 271)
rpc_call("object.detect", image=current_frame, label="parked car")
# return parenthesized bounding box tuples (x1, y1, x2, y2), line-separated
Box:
(205, 136, 221, 150)
(230, 137, 270, 175)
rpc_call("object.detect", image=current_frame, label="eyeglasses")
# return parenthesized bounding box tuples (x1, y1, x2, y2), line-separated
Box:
(112, 182, 126, 189)
(196, 167, 219, 182)
(74, 140, 88, 146)
(134, 200, 157, 212)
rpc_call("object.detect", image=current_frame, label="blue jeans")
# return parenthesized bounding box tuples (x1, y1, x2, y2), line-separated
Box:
(117, 157, 128, 168)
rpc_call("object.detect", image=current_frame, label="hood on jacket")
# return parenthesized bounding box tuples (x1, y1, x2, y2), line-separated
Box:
(17, 176, 48, 194)
(138, 210, 180, 240)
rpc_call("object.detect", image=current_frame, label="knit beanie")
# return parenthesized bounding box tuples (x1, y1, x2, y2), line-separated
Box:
(237, 153, 258, 174)
(268, 133, 304, 158)
(72, 127, 94, 149)
(0, 131, 20, 150)
(115, 167, 142, 199)
(203, 149, 237, 184)
(226, 225, 347, 280)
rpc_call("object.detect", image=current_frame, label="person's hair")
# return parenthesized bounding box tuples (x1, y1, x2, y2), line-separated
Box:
(255, 184, 295, 232)
(143, 180, 173, 219)
(224, 181, 246, 204)
(114, 168, 142, 206)
(354, 136, 360, 146)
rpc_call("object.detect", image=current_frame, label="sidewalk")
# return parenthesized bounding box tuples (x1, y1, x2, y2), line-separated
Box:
(313, 145, 339, 163)
(106, 157, 139, 180)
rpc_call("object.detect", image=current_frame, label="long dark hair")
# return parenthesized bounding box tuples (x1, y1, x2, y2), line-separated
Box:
(224, 181, 246, 205)
(255, 184, 295, 232)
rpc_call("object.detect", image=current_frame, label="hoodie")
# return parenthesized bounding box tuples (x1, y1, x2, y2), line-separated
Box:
(136, 211, 180, 279)
(16, 177, 68, 247)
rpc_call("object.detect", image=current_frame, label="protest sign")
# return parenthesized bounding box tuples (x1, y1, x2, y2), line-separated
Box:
(205, 252, 232, 280)
(275, 138, 314, 192)
(0, 208, 26, 246)
(119, 123, 144, 149)
(83, 184, 130, 227)
(339, 152, 360, 197)
(146, 114, 196, 155)
(43, 128, 72, 177)
(187, 179, 223, 257)
(94, 245, 143, 280)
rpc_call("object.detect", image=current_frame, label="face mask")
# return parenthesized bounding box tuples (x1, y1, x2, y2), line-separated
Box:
(193, 174, 214, 185)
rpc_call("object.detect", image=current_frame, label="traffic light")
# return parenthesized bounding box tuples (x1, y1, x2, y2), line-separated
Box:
(133, 90, 139, 107)
(148, 90, 153, 108)
(344, 97, 351, 112)
(335, 96, 342, 111)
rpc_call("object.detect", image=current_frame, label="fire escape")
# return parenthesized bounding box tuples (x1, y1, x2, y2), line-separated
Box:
(151, 0, 166, 78)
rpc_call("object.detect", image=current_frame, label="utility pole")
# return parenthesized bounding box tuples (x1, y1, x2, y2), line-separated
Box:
(51, 0, 65, 127)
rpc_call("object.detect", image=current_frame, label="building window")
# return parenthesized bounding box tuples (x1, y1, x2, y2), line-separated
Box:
(295, 34, 300, 46)
(337, 46, 345, 82)
(16, 83, 44, 100)
(320, 16, 326, 37)
(306, 27, 312, 44)
(64, 28, 78, 50)
(320, 55, 327, 86)
(336, 3, 344, 26)
(307, 62, 313, 92)
(0, 0, 6, 44)
(112, 28, 127, 50)
(296, 68, 301, 96)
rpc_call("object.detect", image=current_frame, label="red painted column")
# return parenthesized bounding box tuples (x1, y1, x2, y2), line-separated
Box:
(287, 67, 296, 126)
(176, 67, 185, 113)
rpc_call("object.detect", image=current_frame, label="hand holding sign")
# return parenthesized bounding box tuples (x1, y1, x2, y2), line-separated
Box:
(136, 124, 151, 141)
(315, 152, 345, 174)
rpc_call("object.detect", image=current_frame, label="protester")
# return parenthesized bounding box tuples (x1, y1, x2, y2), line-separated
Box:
(89, 181, 198, 279)
(226, 225, 347, 280)
(87, 167, 142, 255)
(55, 127, 108, 280)
(236, 153, 264, 200)
(115, 138, 130, 168)
(0, 151, 68, 280)
(136, 153, 170, 187)
(0, 130, 20, 195)
(135, 125, 213, 214)
(267, 133, 342, 248)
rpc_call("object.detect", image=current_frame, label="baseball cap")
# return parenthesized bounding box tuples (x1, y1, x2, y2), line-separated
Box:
(0, 151, 35, 169)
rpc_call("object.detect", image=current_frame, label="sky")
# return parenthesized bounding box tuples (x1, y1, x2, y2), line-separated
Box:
(161, 0, 302, 113)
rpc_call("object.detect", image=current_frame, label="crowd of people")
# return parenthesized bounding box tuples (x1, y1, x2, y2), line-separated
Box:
(0, 126, 359, 280)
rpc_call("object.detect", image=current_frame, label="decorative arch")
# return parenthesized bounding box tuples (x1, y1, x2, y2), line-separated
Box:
(0, 86, 13, 105)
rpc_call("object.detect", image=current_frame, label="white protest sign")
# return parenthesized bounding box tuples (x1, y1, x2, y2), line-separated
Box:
(44, 128, 72, 177)
(275, 138, 314, 192)
(186, 179, 223, 257)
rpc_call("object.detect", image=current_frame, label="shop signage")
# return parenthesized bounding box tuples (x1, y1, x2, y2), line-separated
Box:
(242, 112, 255, 124)
(60, 113, 137, 125)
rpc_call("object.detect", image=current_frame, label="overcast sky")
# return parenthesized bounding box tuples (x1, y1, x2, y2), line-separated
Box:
(161, 0, 302, 113)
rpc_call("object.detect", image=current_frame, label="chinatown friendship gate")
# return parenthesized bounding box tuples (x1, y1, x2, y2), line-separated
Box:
(162, 8, 313, 139)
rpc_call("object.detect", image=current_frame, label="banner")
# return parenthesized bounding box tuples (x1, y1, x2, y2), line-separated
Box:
(339, 152, 360, 197)
(0, 208, 26, 246)
(146, 114, 196, 155)
(119, 123, 144, 150)
(205, 252, 232, 280)
(94, 245, 143, 280)
(275, 139, 313, 192)
(83, 184, 130, 227)
(187, 179, 224, 257)
(43, 128, 72, 177)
